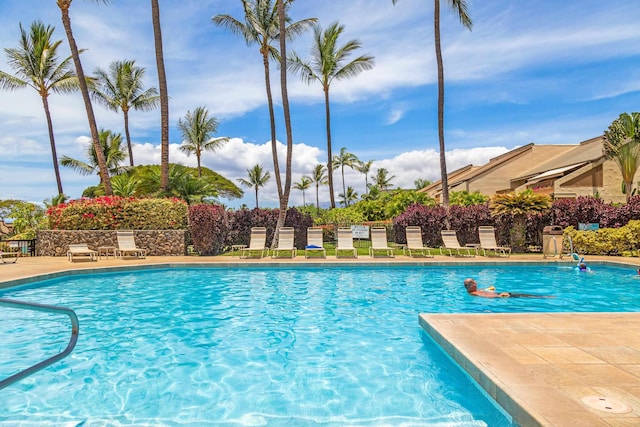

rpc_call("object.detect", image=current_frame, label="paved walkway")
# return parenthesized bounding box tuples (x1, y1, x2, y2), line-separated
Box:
(2, 254, 640, 426)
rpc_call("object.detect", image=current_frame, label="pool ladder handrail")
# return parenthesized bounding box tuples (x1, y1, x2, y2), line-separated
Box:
(0, 298, 79, 390)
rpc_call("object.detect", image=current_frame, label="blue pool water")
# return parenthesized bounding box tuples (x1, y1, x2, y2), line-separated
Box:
(1, 263, 638, 426)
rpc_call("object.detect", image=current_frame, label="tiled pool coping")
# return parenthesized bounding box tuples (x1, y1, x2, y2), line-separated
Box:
(2, 255, 640, 425)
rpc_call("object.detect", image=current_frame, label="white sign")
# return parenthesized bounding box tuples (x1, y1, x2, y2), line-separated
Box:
(351, 225, 370, 239)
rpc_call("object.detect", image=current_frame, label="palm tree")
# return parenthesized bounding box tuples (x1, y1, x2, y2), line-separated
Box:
(178, 106, 229, 177)
(56, 0, 113, 195)
(151, 0, 170, 193)
(338, 186, 359, 207)
(288, 22, 374, 209)
(392, 0, 471, 206)
(373, 168, 395, 191)
(0, 21, 79, 196)
(603, 112, 640, 202)
(237, 164, 271, 208)
(354, 159, 373, 195)
(92, 59, 159, 166)
(293, 176, 311, 206)
(60, 129, 128, 180)
(414, 178, 432, 190)
(332, 147, 358, 202)
(214, 0, 315, 247)
(310, 164, 328, 213)
(490, 189, 551, 252)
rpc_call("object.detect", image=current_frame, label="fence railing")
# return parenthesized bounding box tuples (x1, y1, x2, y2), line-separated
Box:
(0, 239, 36, 256)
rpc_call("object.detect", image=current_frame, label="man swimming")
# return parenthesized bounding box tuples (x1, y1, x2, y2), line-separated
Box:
(463, 278, 554, 299)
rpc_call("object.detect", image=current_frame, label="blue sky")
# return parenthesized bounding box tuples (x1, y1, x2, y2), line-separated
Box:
(0, 0, 639, 208)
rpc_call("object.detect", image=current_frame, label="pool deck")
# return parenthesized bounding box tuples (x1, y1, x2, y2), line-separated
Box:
(1, 254, 640, 426)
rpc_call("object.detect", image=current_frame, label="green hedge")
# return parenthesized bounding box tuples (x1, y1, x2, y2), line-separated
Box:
(47, 196, 188, 230)
(564, 220, 640, 256)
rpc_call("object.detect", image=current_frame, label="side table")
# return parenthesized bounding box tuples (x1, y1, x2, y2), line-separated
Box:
(98, 246, 117, 260)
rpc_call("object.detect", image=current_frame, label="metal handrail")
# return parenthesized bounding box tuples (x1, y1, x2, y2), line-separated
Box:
(0, 298, 79, 390)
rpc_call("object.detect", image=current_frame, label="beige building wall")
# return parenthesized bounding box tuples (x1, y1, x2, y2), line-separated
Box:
(554, 159, 627, 204)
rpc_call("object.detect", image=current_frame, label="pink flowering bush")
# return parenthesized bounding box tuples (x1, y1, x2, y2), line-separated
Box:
(47, 196, 188, 230)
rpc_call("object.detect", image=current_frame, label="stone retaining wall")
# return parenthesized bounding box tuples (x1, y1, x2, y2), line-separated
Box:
(37, 230, 187, 256)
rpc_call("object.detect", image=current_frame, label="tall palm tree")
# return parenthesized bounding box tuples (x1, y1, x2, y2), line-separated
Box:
(60, 129, 128, 180)
(332, 147, 358, 202)
(373, 168, 395, 191)
(56, 0, 113, 195)
(0, 21, 79, 196)
(151, 0, 170, 193)
(288, 22, 374, 209)
(92, 59, 159, 166)
(354, 159, 373, 195)
(293, 176, 311, 206)
(392, 0, 471, 206)
(178, 106, 229, 177)
(603, 112, 640, 202)
(310, 163, 328, 213)
(237, 164, 271, 208)
(338, 186, 358, 207)
(213, 0, 315, 246)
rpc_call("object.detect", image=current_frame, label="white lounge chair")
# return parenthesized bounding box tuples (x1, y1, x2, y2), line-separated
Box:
(478, 226, 511, 257)
(116, 231, 147, 259)
(67, 243, 97, 262)
(404, 226, 434, 258)
(0, 249, 19, 264)
(336, 227, 357, 258)
(271, 227, 297, 258)
(440, 230, 474, 257)
(305, 227, 326, 258)
(240, 227, 268, 259)
(369, 227, 394, 258)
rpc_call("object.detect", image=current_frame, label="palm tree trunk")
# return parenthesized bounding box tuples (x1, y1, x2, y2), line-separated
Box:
(271, 0, 294, 249)
(262, 52, 283, 202)
(196, 154, 202, 178)
(341, 166, 346, 205)
(302, 189, 306, 207)
(123, 108, 134, 166)
(434, 0, 449, 207)
(151, 0, 170, 192)
(324, 87, 336, 208)
(59, 3, 113, 195)
(316, 184, 320, 213)
(254, 186, 259, 209)
(41, 95, 64, 195)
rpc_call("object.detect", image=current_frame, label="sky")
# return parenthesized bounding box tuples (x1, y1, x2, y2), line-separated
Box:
(0, 0, 639, 208)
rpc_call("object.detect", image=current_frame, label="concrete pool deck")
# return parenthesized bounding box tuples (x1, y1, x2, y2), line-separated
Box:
(1, 254, 639, 426)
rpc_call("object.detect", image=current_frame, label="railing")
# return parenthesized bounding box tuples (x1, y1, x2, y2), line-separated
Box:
(0, 239, 36, 256)
(0, 298, 79, 390)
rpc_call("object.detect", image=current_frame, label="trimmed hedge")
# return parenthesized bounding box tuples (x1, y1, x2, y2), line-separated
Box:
(189, 204, 229, 255)
(564, 220, 640, 256)
(47, 196, 188, 230)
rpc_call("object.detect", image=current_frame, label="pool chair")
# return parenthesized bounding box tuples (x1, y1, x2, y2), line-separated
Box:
(404, 226, 434, 258)
(369, 227, 394, 258)
(116, 231, 147, 259)
(336, 227, 358, 258)
(272, 227, 297, 258)
(0, 247, 19, 263)
(440, 230, 475, 257)
(240, 227, 268, 259)
(67, 243, 98, 262)
(305, 227, 326, 259)
(478, 226, 511, 257)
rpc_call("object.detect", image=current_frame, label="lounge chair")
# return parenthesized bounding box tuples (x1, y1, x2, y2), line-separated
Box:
(336, 227, 358, 258)
(271, 227, 297, 258)
(369, 227, 394, 258)
(305, 227, 326, 258)
(240, 227, 268, 259)
(0, 249, 19, 264)
(440, 230, 475, 257)
(67, 243, 97, 262)
(478, 226, 511, 257)
(404, 226, 434, 258)
(116, 231, 147, 259)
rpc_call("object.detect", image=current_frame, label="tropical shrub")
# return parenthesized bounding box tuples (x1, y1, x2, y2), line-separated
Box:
(564, 220, 640, 256)
(188, 204, 229, 255)
(393, 204, 448, 247)
(318, 207, 365, 226)
(354, 190, 434, 221)
(47, 196, 188, 230)
(227, 207, 313, 249)
(449, 190, 489, 206)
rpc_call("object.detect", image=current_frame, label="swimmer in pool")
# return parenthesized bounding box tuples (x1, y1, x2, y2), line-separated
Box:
(463, 278, 554, 299)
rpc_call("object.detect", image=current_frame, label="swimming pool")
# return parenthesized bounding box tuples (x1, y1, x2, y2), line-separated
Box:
(1, 263, 637, 426)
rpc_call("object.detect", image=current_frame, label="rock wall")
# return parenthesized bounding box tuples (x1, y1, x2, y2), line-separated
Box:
(37, 230, 187, 256)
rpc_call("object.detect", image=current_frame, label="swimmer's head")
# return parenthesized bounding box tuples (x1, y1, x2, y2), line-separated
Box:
(579, 263, 587, 270)
(463, 278, 477, 292)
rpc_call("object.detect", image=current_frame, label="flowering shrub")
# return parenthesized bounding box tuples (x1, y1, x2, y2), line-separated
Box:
(47, 196, 188, 230)
(188, 204, 229, 255)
